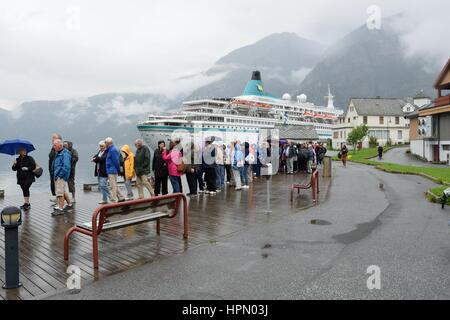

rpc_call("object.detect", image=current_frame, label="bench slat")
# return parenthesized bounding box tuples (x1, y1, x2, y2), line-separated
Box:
(77, 212, 170, 231)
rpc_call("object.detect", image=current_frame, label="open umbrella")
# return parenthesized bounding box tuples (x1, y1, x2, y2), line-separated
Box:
(0, 139, 35, 156)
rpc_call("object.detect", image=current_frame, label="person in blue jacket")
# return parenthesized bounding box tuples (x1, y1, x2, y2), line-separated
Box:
(105, 137, 125, 202)
(52, 139, 72, 214)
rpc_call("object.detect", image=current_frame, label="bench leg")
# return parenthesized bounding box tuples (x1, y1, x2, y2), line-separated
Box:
(156, 218, 161, 235)
(92, 233, 99, 270)
(64, 227, 76, 261)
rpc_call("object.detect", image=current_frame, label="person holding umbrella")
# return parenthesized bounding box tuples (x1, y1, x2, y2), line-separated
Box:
(12, 148, 37, 210)
(0, 139, 38, 210)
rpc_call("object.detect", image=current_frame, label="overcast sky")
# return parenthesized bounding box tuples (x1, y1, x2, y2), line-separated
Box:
(0, 0, 448, 109)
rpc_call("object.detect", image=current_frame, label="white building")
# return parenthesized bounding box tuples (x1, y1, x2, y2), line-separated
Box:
(332, 97, 416, 149)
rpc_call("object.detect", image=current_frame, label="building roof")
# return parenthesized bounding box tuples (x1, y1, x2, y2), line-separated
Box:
(413, 90, 431, 99)
(405, 102, 434, 119)
(275, 125, 319, 142)
(434, 58, 450, 90)
(349, 98, 406, 117)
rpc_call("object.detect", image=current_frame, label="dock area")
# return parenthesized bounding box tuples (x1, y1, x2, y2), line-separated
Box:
(0, 171, 330, 300)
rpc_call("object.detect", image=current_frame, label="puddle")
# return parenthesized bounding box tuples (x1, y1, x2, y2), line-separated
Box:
(310, 219, 332, 226)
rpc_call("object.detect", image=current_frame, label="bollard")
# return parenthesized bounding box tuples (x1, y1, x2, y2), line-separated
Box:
(322, 156, 332, 178)
(1, 206, 22, 289)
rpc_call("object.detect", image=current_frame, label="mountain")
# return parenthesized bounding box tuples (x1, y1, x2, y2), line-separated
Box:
(294, 18, 438, 109)
(187, 32, 325, 99)
(0, 93, 180, 144)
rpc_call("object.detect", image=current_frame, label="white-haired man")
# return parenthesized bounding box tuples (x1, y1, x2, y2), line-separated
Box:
(105, 137, 125, 202)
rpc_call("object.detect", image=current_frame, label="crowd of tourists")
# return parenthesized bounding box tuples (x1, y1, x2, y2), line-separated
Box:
(11, 133, 330, 214)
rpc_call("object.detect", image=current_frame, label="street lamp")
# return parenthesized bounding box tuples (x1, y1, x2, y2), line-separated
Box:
(1, 206, 22, 289)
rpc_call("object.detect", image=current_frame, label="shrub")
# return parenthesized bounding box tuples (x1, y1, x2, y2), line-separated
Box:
(369, 136, 378, 148)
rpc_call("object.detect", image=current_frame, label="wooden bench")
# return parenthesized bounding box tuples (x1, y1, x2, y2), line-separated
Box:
(64, 193, 188, 269)
(290, 170, 319, 203)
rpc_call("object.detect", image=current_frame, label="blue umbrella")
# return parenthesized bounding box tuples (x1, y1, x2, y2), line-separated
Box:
(0, 139, 35, 156)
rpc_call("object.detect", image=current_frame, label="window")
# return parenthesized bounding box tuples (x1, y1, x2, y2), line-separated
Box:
(333, 132, 339, 139)
(397, 130, 403, 140)
(363, 116, 368, 124)
(379, 117, 384, 125)
(348, 118, 350, 123)
(395, 117, 400, 125)
(443, 145, 450, 151)
(369, 130, 389, 140)
(340, 131, 343, 139)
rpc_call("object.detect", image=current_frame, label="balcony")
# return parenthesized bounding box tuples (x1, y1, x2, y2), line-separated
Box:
(435, 95, 450, 107)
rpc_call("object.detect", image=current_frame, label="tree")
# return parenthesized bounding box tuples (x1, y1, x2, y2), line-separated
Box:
(347, 125, 369, 151)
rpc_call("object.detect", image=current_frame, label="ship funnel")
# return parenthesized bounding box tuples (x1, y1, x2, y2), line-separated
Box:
(243, 71, 265, 96)
(251, 71, 262, 81)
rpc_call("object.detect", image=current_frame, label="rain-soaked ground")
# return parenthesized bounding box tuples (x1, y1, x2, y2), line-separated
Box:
(0, 171, 329, 300)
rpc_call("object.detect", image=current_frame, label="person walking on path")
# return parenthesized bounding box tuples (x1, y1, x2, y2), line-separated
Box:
(121, 144, 135, 200)
(92, 141, 111, 204)
(184, 142, 200, 196)
(105, 137, 125, 202)
(49, 133, 62, 202)
(63, 141, 78, 203)
(340, 144, 349, 167)
(231, 142, 244, 191)
(52, 139, 72, 214)
(12, 148, 36, 210)
(162, 139, 184, 194)
(202, 139, 217, 195)
(378, 145, 384, 160)
(152, 140, 169, 196)
(134, 139, 155, 198)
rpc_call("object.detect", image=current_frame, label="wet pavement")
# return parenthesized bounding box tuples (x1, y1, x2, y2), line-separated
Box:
(48, 162, 450, 300)
(374, 146, 448, 167)
(0, 172, 329, 300)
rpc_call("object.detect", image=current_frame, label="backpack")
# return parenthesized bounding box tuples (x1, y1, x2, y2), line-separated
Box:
(119, 151, 127, 176)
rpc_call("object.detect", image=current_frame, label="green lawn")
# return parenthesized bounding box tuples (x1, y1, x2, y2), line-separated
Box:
(333, 147, 450, 184)
(429, 186, 450, 205)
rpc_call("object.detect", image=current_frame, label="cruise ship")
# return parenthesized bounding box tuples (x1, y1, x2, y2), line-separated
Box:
(137, 71, 343, 150)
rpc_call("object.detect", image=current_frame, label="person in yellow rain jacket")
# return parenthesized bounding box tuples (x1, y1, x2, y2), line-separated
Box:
(121, 145, 135, 200)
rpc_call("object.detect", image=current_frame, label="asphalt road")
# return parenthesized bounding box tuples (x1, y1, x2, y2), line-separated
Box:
(375, 146, 448, 167)
(48, 162, 450, 300)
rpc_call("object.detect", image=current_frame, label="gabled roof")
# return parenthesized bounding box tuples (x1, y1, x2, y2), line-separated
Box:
(405, 102, 434, 119)
(434, 58, 450, 90)
(275, 125, 319, 141)
(349, 98, 406, 117)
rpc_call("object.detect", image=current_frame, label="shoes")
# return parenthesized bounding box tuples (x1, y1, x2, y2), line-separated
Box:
(71, 200, 76, 204)
(189, 193, 198, 197)
(204, 191, 210, 194)
(242, 185, 250, 189)
(20, 203, 31, 210)
(235, 188, 242, 191)
(64, 204, 73, 211)
(125, 197, 134, 201)
(198, 190, 204, 194)
(49, 198, 57, 203)
(52, 206, 65, 216)
(118, 199, 126, 203)
(98, 201, 108, 205)
(209, 191, 217, 195)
